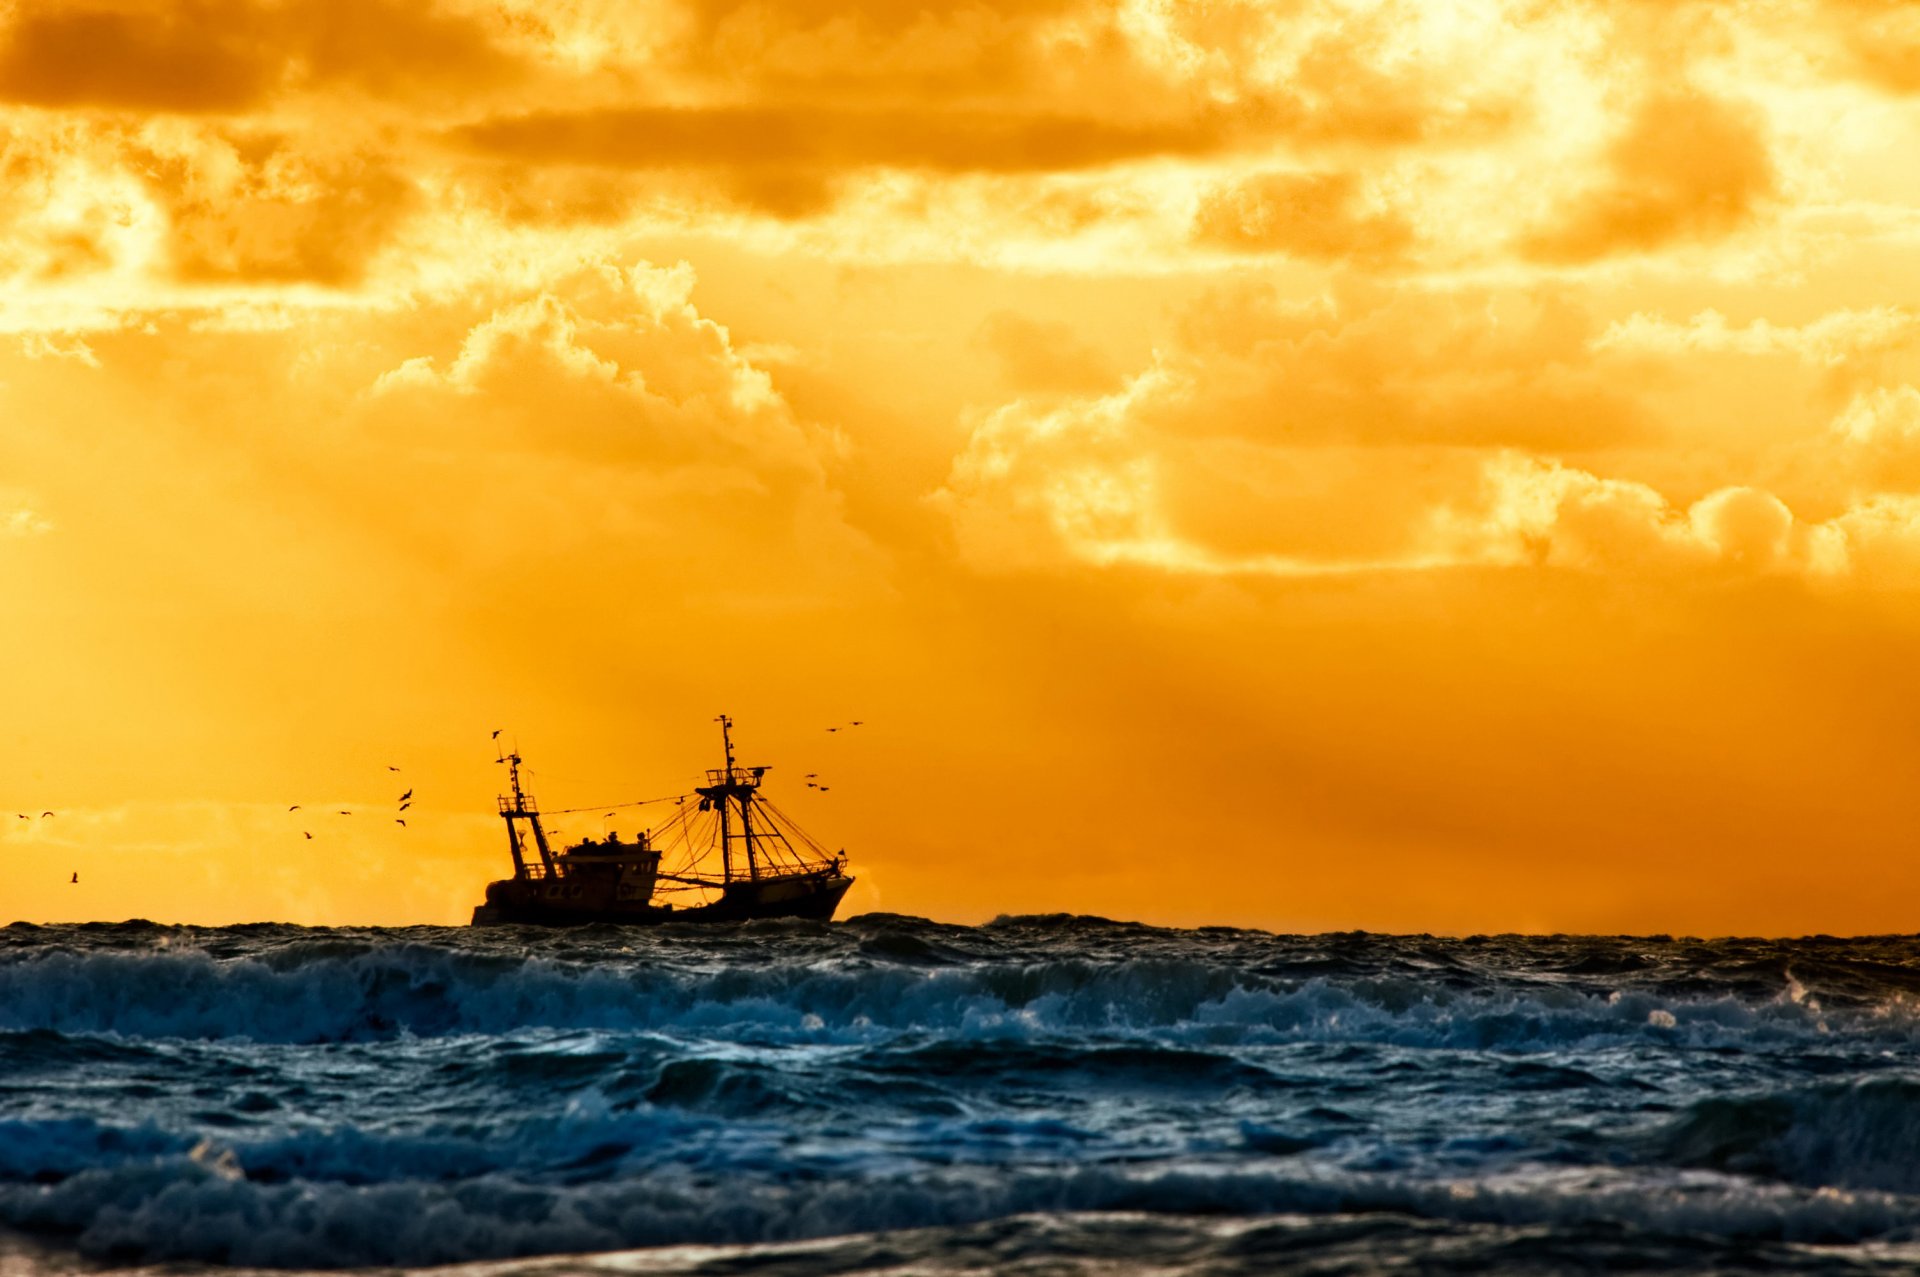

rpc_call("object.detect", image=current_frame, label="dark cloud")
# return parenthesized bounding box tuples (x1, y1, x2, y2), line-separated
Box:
(457, 104, 1246, 175)
(0, 0, 521, 112)
(0, 4, 276, 111)
(1525, 87, 1775, 262)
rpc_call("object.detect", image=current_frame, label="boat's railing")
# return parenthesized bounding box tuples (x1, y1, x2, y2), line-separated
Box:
(498, 795, 540, 815)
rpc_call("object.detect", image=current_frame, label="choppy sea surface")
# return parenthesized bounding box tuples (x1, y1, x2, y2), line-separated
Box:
(8, 918, 1920, 1275)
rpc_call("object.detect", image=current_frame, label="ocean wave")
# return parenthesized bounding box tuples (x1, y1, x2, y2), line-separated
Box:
(3, 1135, 1918, 1268)
(1650, 1077, 1920, 1194)
(0, 940, 1901, 1049)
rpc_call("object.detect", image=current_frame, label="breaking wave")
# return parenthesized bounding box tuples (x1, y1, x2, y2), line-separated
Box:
(0, 933, 1902, 1049)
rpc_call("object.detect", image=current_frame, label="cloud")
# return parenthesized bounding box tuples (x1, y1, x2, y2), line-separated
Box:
(1832, 384, 1920, 444)
(0, 4, 277, 112)
(1819, 0, 1920, 94)
(940, 406, 1907, 583)
(1141, 284, 1649, 453)
(457, 104, 1248, 176)
(1596, 307, 1920, 368)
(0, 0, 523, 112)
(18, 334, 100, 366)
(1432, 455, 1845, 577)
(0, 116, 427, 304)
(1190, 169, 1412, 261)
(3, 507, 53, 536)
(358, 260, 882, 608)
(1526, 87, 1776, 262)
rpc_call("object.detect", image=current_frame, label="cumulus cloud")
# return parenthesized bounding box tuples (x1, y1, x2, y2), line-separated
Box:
(1431, 455, 1847, 577)
(1831, 385, 1920, 445)
(941, 410, 1911, 584)
(358, 260, 880, 608)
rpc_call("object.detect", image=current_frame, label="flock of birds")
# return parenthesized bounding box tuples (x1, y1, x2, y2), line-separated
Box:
(806, 719, 865, 791)
(38, 720, 868, 884)
(289, 769, 412, 840)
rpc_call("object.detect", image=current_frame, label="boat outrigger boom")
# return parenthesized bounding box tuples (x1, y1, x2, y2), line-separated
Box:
(470, 716, 854, 926)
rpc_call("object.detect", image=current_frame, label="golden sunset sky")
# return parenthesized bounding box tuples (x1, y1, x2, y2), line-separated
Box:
(7, 0, 1920, 932)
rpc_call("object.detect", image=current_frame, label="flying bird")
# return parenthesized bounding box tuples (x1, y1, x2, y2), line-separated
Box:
(338, 810, 351, 816)
(819, 786, 831, 792)
(388, 765, 402, 772)
(850, 721, 864, 727)
(303, 832, 313, 839)
(826, 727, 839, 733)
(399, 789, 413, 802)
(491, 729, 502, 739)
(14, 814, 24, 820)
(40, 811, 53, 818)
(288, 805, 300, 811)
(70, 872, 77, 884)
(805, 773, 817, 778)
(395, 819, 406, 828)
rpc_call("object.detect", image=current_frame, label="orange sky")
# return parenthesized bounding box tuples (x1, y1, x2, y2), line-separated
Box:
(8, 0, 1920, 933)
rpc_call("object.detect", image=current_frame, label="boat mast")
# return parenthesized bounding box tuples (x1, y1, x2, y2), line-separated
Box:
(706, 714, 761, 883)
(499, 751, 555, 877)
(716, 717, 733, 882)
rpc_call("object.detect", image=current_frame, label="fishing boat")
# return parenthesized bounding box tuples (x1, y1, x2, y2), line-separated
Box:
(469, 716, 853, 926)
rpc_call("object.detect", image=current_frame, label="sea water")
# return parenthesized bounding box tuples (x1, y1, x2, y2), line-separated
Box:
(5, 916, 1920, 1274)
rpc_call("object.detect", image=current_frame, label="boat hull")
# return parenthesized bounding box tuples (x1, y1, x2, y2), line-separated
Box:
(470, 872, 854, 927)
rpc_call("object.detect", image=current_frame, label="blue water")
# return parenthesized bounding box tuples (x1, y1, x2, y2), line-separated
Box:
(5, 917, 1920, 1273)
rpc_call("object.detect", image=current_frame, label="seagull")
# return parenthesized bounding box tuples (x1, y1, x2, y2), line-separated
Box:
(399, 802, 411, 812)
(303, 832, 313, 839)
(850, 721, 864, 727)
(826, 727, 839, 733)
(288, 805, 301, 811)
(14, 814, 24, 820)
(819, 786, 831, 792)
(395, 819, 406, 827)
(40, 811, 53, 818)
(70, 872, 77, 884)
(338, 810, 351, 816)
(805, 773, 817, 778)
(399, 789, 413, 802)
(491, 729, 502, 739)
(388, 765, 402, 772)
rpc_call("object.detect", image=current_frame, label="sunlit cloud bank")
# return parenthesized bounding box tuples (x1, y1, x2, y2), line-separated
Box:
(11, 0, 1920, 931)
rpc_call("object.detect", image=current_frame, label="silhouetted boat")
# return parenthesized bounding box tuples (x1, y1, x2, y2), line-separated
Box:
(470, 716, 853, 926)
